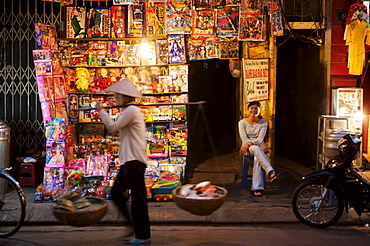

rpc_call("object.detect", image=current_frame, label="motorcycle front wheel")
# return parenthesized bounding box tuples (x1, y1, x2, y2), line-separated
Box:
(292, 182, 344, 228)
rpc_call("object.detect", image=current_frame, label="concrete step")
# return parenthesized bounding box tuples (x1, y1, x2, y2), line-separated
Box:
(190, 171, 236, 184)
(190, 152, 241, 184)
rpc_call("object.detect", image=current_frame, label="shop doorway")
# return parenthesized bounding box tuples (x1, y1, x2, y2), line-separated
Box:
(275, 36, 327, 167)
(187, 60, 237, 177)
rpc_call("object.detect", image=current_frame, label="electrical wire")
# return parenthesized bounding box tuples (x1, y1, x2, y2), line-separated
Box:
(277, 0, 324, 47)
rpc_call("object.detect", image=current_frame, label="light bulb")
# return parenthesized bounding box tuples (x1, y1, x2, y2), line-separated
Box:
(141, 37, 150, 59)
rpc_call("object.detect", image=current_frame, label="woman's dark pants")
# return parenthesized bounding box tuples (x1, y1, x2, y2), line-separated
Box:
(111, 160, 151, 240)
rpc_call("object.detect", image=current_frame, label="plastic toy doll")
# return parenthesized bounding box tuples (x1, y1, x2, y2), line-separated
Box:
(109, 68, 122, 84)
(96, 68, 112, 91)
(75, 68, 90, 92)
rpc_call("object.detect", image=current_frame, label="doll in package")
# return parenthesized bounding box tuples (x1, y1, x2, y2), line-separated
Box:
(168, 35, 187, 64)
(86, 155, 109, 176)
(34, 23, 58, 50)
(45, 118, 66, 147)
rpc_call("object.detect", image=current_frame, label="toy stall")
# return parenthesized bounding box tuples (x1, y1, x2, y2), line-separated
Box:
(31, 0, 284, 203)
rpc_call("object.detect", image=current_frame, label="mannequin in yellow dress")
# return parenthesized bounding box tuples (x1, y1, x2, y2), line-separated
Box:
(344, 0, 370, 75)
(345, 19, 370, 75)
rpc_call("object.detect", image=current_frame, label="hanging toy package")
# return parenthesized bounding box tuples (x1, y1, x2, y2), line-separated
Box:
(229, 59, 241, 78)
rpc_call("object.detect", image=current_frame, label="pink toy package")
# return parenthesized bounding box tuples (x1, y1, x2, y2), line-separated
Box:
(54, 102, 69, 120)
(40, 102, 52, 122)
(34, 60, 53, 75)
(86, 155, 109, 176)
(36, 76, 47, 102)
(53, 75, 67, 102)
(45, 118, 66, 147)
(33, 49, 52, 61)
(68, 158, 86, 173)
(34, 23, 58, 50)
(45, 143, 66, 171)
(43, 75, 54, 102)
(51, 50, 64, 75)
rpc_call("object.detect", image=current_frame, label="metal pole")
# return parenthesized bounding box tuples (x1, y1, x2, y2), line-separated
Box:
(70, 101, 207, 111)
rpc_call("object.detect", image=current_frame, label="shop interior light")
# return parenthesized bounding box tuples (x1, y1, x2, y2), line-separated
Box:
(354, 108, 364, 123)
(140, 37, 150, 59)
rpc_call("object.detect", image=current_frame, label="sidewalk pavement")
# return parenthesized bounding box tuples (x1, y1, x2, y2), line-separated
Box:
(21, 156, 370, 226)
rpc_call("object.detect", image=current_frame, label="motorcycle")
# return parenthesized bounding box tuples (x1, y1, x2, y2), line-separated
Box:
(292, 133, 370, 228)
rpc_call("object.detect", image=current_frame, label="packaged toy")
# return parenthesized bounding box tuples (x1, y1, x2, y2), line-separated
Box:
(151, 171, 181, 202)
(86, 155, 109, 176)
(155, 39, 169, 65)
(145, 1, 166, 38)
(34, 23, 58, 50)
(192, 9, 216, 35)
(125, 3, 144, 38)
(168, 34, 187, 64)
(111, 6, 126, 38)
(166, 0, 192, 34)
(86, 7, 111, 38)
(66, 6, 87, 38)
(216, 5, 240, 37)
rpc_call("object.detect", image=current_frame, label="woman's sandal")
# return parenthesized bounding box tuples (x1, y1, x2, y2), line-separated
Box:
(269, 174, 278, 183)
(251, 190, 262, 197)
(268, 171, 278, 183)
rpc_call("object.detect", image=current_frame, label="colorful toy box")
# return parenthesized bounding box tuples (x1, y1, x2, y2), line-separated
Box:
(151, 171, 181, 202)
(66, 6, 87, 38)
(151, 181, 181, 202)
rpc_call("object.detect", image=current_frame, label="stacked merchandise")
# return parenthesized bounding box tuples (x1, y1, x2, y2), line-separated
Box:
(61, 38, 189, 201)
(63, 65, 188, 97)
(59, 37, 186, 66)
(32, 0, 285, 202)
(33, 24, 68, 122)
(33, 24, 120, 203)
(59, 0, 284, 63)
(33, 24, 70, 202)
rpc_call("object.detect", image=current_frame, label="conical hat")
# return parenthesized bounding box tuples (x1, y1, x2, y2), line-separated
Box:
(105, 78, 143, 98)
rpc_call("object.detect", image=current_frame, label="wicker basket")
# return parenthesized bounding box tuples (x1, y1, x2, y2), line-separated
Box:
(53, 197, 108, 227)
(172, 184, 228, 216)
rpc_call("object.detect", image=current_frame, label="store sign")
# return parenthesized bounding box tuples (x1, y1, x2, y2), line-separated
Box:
(337, 11, 347, 22)
(243, 59, 269, 103)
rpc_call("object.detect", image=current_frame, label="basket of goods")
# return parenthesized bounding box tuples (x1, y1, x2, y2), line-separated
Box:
(172, 181, 228, 216)
(53, 191, 108, 227)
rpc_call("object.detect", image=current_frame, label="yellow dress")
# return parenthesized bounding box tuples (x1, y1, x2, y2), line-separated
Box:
(345, 19, 370, 75)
